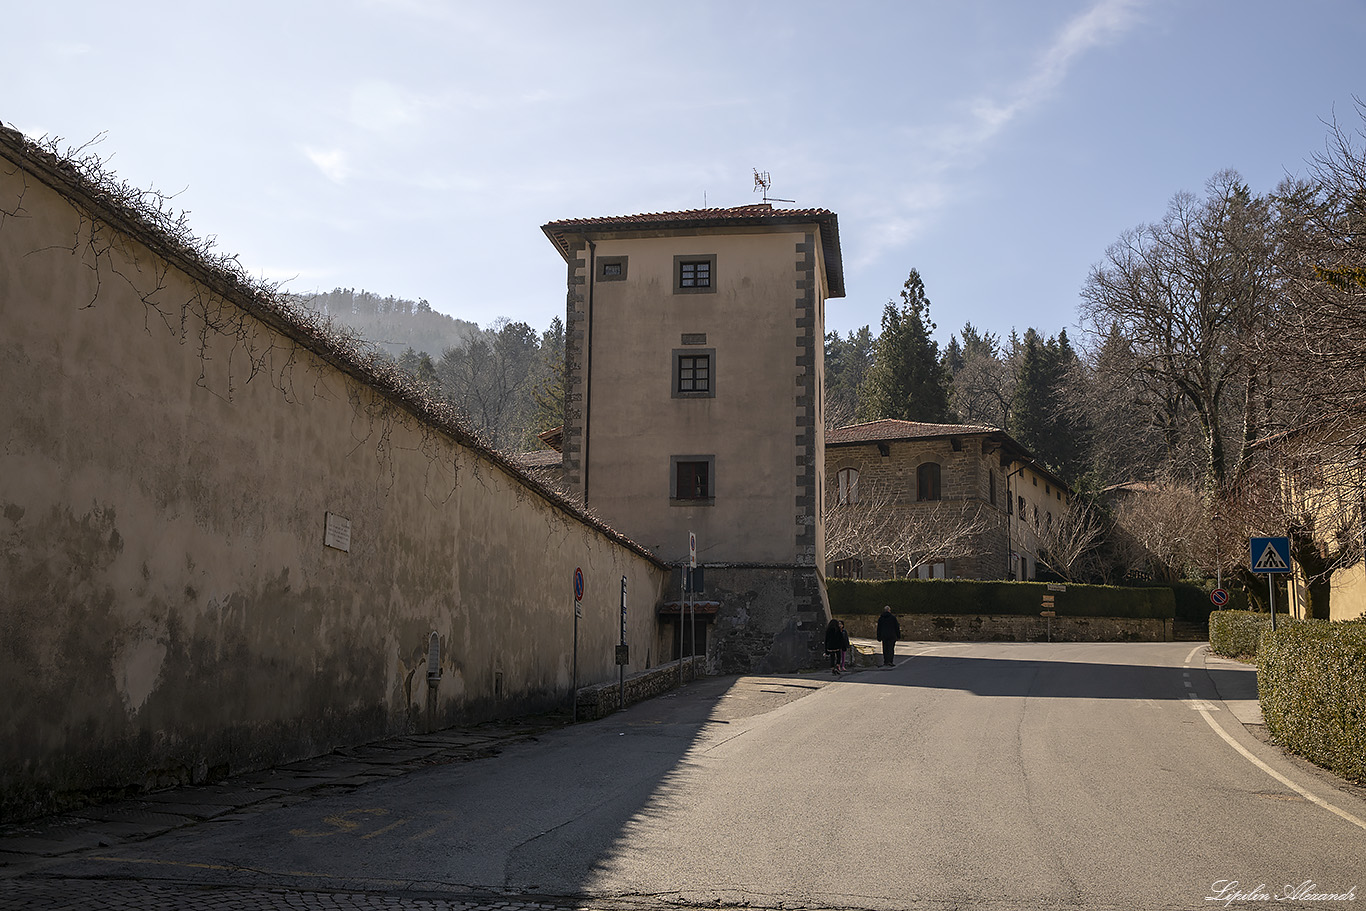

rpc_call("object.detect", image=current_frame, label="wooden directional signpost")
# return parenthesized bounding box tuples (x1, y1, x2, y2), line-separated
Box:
(1041, 585, 1062, 642)
(1250, 536, 1291, 630)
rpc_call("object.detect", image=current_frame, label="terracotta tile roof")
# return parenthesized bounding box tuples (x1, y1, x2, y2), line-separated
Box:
(511, 450, 563, 470)
(828, 419, 1072, 494)
(543, 203, 835, 230)
(542, 203, 844, 298)
(537, 425, 564, 452)
(825, 419, 1002, 445)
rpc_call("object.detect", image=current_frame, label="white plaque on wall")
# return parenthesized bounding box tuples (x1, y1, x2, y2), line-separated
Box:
(324, 512, 352, 553)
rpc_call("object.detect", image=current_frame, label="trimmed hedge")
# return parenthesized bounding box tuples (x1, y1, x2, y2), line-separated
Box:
(1258, 622, 1366, 785)
(827, 578, 1174, 619)
(1209, 610, 1305, 658)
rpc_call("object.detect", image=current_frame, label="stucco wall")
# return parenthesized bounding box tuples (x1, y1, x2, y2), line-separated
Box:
(568, 230, 818, 567)
(0, 149, 669, 821)
(553, 219, 834, 674)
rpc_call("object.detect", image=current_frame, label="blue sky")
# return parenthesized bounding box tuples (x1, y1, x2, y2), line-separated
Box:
(7, 0, 1364, 350)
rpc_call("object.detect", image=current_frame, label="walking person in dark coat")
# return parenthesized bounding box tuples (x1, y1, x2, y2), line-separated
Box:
(876, 605, 900, 667)
(824, 617, 845, 675)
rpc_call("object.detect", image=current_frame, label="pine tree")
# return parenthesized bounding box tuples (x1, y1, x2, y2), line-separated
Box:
(824, 325, 875, 428)
(1009, 329, 1052, 458)
(529, 316, 567, 438)
(857, 270, 951, 423)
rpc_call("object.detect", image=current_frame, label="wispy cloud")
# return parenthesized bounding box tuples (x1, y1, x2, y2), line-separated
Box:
(855, 0, 1146, 268)
(966, 0, 1143, 147)
(303, 147, 351, 183)
(43, 40, 91, 59)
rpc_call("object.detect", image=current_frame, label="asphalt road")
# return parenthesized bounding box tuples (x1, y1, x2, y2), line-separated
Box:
(7, 641, 1366, 910)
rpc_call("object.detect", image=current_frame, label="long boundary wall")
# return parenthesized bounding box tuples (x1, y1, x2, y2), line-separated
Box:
(0, 130, 669, 822)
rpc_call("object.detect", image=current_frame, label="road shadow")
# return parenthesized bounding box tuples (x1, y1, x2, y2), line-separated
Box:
(16, 670, 825, 907)
(839, 647, 1253, 702)
(10, 648, 1255, 908)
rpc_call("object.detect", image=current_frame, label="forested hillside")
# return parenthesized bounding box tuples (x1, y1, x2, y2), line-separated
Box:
(300, 288, 565, 455)
(302, 288, 480, 359)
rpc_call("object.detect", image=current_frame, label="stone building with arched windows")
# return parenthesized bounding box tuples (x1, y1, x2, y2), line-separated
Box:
(824, 419, 1069, 581)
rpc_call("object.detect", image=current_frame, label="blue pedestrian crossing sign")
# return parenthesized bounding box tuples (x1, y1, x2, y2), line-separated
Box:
(1249, 537, 1291, 574)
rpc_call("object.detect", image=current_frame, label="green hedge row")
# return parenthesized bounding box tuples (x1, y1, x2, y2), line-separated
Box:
(827, 579, 1174, 619)
(1258, 622, 1366, 785)
(1208, 610, 1305, 658)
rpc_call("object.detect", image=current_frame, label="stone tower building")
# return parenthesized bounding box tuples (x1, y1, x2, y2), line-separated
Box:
(541, 204, 845, 672)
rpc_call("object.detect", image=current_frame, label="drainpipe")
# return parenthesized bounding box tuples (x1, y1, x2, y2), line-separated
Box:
(1004, 462, 1027, 580)
(583, 238, 596, 507)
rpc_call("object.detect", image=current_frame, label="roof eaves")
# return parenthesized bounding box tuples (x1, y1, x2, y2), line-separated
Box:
(542, 205, 845, 298)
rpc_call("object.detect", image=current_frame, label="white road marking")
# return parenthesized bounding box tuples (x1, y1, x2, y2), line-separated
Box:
(1182, 644, 1366, 834)
(1196, 704, 1366, 833)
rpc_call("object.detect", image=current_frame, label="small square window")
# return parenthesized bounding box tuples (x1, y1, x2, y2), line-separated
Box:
(680, 261, 709, 287)
(678, 355, 710, 393)
(673, 348, 715, 398)
(674, 254, 717, 294)
(598, 256, 628, 282)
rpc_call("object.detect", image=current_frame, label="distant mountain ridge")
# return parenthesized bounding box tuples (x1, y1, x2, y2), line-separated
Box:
(300, 288, 480, 358)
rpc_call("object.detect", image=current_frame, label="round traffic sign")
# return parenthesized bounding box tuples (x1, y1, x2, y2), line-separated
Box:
(574, 567, 584, 602)
(1210, 588, 1229, 606)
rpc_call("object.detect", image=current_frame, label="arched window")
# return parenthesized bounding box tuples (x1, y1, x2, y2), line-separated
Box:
(916, 462, 941, 501)
(836, 467, 860, 505)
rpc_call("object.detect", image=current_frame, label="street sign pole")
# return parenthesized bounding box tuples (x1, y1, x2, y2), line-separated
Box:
(572, 568, 584, 723)
(1269, 574, 1276, 632)
(572, 605, 579, 723)
(1250, 537, 1290, 632)
(619, 575, 627, 710)
(678, 571, 685, 687)
(689, 532, 697, 681)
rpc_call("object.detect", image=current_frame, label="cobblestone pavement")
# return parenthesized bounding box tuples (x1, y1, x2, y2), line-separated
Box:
(0, 717, 569, 877)
(0, 877, 612, 911)
(0, 716, 576, 909)
(0, 877, 860, 911)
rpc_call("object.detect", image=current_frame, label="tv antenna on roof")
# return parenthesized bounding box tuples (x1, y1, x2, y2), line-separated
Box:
(753, 169, 794, 204)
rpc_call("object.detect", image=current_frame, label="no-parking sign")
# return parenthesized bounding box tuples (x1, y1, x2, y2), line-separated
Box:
(1210, 588, 1229, 606)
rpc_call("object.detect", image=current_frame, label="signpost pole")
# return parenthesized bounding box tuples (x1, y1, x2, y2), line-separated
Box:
(572, 568, 583, 723)
(1269, 574, 1277, 632)
(572, 608, 579, 723)
(678, 569, 685, 687)
(619, 575, 627, 711)
(689, 581, 697, 683)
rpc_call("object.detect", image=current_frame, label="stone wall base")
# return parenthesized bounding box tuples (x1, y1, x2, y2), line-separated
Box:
(575, 658, 702, 722)
(701, 566, 830, 674)
(838, 613, 1172, 643)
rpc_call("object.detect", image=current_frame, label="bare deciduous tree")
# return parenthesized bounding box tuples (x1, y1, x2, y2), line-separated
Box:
(1080, 170, 1277, 492)
(825, 480, 996, 579)
(1110, 480, 1209, 583)
(1036, 500, 1106, 582)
